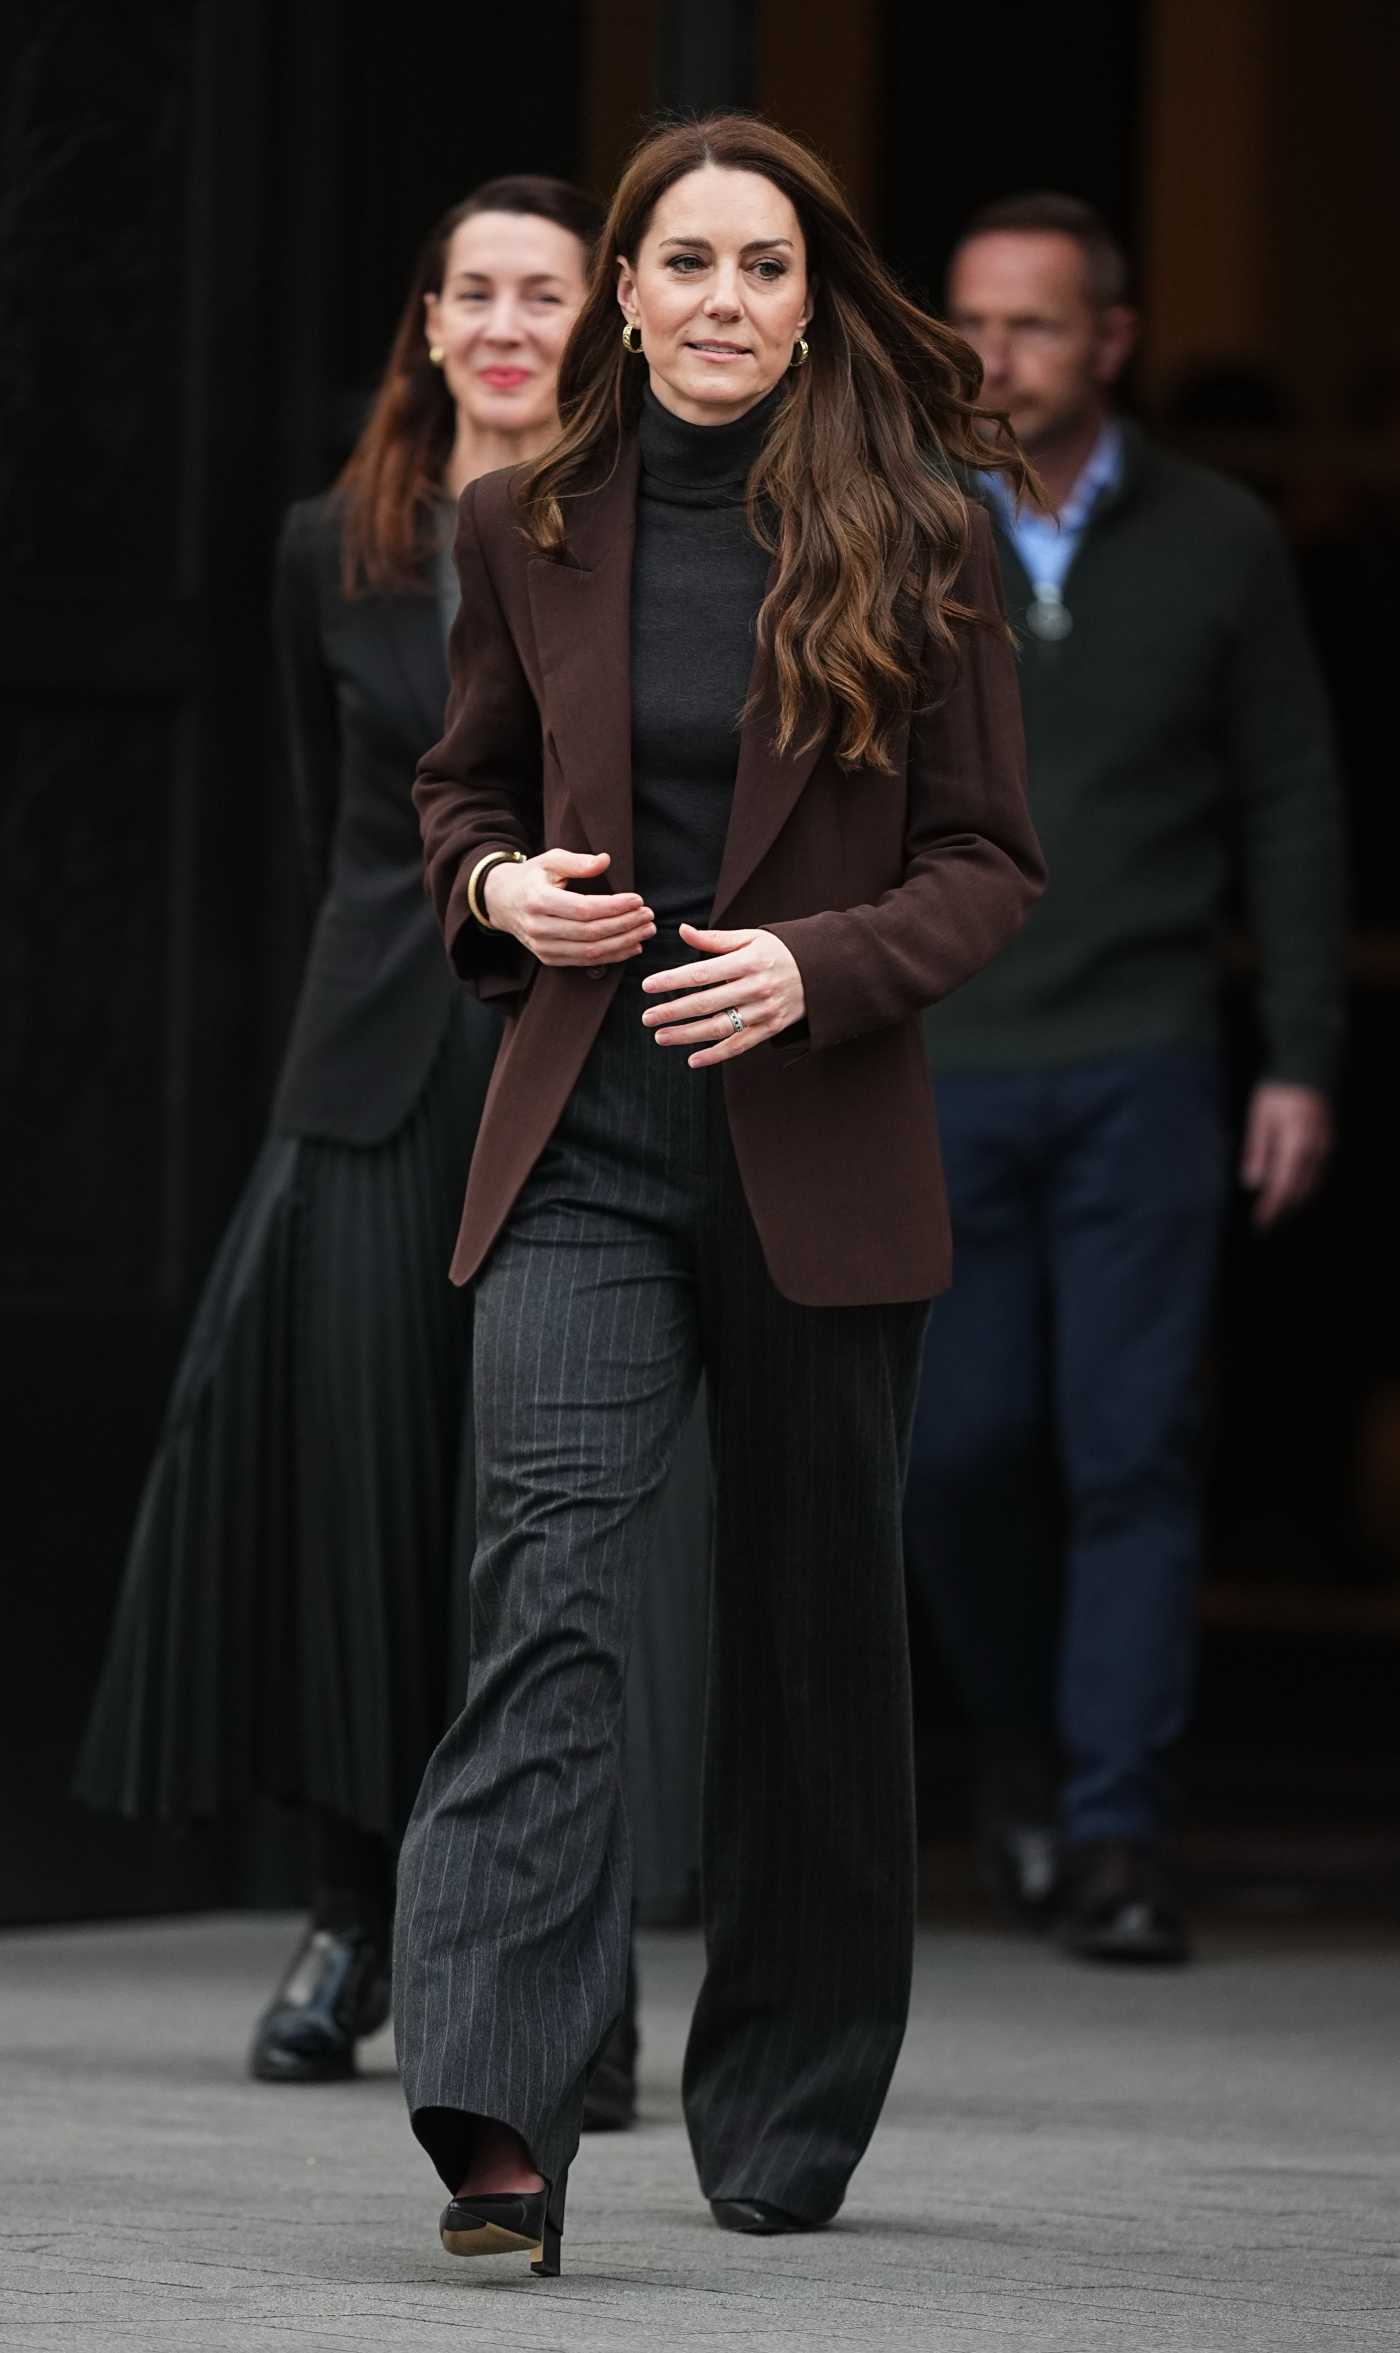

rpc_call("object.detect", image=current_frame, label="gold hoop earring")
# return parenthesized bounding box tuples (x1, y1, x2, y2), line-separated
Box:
(621, 322, 643, 355)
(790, 336, 810, 370)
(428, 344, 445, 367)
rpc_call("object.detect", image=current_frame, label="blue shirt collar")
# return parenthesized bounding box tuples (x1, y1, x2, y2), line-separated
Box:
(982, 419, 1124, 596)
(983, 417, 1123, 524)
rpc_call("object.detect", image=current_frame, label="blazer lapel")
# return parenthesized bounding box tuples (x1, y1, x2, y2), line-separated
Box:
(526, 439, 640, 890)
(712, 569, 826, 922)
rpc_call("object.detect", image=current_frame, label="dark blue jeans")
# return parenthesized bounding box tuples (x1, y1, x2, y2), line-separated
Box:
(904, 1044, 1229, 1845)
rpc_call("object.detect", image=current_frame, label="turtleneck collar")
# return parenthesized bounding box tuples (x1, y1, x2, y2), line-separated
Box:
(638, 380, 785, 506)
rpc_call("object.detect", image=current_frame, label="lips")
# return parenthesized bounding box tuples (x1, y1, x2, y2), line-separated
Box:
(687, 342, 749, 358)
(479, 368, 532, 389)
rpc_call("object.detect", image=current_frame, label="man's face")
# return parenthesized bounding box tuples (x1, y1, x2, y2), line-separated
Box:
(946, 229, 1133, 454)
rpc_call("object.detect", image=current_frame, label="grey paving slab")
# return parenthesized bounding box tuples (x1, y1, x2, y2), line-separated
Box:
(1, 1912, 1397, 2352)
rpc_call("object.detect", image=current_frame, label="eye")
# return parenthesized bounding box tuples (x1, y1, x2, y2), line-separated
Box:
(666, 253, 705, 273)
(751, 259, 787, 281)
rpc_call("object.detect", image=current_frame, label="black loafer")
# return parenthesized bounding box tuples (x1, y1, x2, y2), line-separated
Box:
(710, 2198, 819, 2235)
(1059, 1840, 1190, 1966)
(248, 1925, 391, 2082)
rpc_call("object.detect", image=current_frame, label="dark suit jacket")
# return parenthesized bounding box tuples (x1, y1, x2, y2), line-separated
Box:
(414, 440, 1045, 1306)
(270, 493, 493, 1144)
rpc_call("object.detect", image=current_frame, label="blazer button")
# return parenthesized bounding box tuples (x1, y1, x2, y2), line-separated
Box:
(584, 964, 608, 982)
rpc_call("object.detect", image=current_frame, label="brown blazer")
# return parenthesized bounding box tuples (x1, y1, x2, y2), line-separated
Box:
(414, 438, 1044, 1306)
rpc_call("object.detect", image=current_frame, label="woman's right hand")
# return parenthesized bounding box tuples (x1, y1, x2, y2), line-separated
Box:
(482, 849, 655, 968)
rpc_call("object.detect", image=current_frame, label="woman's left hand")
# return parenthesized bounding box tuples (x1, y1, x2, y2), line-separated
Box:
(641, 923, 806, 1066)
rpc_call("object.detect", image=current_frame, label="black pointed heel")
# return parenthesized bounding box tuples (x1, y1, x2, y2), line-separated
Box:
(532, 2169, 568, 2277)
(439, 2166, 568, 2277)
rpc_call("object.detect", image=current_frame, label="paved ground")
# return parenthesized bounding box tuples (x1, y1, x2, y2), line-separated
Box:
(1, 1909, 1397, 2352)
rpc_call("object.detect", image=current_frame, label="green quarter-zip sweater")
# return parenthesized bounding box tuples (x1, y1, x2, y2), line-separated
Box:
(924, 426, 1347, 1089)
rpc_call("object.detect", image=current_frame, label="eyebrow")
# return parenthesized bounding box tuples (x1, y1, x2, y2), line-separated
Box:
(954, 306, 1059, 326)
(452, 269, 568, 287)
(657, 236, 793, 254)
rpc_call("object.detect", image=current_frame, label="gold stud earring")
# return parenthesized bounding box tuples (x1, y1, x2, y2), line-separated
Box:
(428, 344, 445, 366)
(621, 322, 643, 355)
(790, 336, 810, 370)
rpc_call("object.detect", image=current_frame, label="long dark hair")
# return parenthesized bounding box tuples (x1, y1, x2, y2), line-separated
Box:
(518, 115, 1033, 772)
(337, 175, 602, 594)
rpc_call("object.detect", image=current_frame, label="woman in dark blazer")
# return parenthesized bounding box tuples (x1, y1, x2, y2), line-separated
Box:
(393, 115, 1045, 2277)
(75, 176, 628, 2080)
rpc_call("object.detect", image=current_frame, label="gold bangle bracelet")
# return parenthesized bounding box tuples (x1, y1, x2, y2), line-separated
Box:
(467, 848, 525, 932)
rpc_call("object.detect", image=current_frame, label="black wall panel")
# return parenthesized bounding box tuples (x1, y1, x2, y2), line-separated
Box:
(881, 0, 1144, 304)
(2, 706, 175, 1301)
(0, 0, 584, 1925)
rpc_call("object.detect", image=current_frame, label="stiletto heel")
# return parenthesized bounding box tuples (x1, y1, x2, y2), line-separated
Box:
(438, 2163, 568, 2277)
(530, 2168, 568, 2278)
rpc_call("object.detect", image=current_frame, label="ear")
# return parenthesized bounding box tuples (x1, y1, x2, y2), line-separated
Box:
(615, 253, 638, 322)
(1094, 303, 1138, 390)
(423, 288, 442, 342)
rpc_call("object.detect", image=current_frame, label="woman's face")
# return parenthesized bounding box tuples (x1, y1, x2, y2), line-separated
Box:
(617, 164, 811, 427)
(424, 211, 588, 438)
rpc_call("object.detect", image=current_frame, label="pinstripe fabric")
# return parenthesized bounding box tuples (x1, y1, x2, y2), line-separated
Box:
(394, 979, 927, 2219)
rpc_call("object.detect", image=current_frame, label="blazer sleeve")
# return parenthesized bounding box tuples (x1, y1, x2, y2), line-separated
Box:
(412, 474, 541, 1003)
(767, 506, 1046, 1052)
(273, 504, 342, 902)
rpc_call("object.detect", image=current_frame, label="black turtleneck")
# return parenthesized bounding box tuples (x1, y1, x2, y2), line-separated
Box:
(629, 382, 778, 957)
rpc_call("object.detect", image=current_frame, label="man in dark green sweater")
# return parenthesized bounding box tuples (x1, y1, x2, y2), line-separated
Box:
(905, 194, 1345, 1963)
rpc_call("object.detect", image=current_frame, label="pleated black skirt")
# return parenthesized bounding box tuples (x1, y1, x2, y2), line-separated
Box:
(74, 1010, 490, 1840)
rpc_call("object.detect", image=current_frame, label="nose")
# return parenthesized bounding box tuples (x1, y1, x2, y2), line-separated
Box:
(482, 297, 523, 345)
(976, 332, 1012, 391)
(702, 269, 743, 320)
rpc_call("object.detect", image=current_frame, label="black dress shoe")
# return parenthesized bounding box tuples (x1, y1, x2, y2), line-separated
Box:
(1058, 1840, 1190, 1966)
(248, 1924, 391, 2082)
(581, 1951, 638, 2130)
(710, 2198, 820, 2235)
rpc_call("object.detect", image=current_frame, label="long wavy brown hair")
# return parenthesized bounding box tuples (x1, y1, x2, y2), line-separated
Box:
(516, 115, 1034, 772)
(337, 176, 602, 595)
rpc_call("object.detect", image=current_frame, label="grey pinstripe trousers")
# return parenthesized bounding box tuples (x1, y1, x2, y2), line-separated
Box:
(394, 978, 928, 2221)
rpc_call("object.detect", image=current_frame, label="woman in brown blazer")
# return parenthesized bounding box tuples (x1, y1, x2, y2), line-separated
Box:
(393, 114, 1045, 2276)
